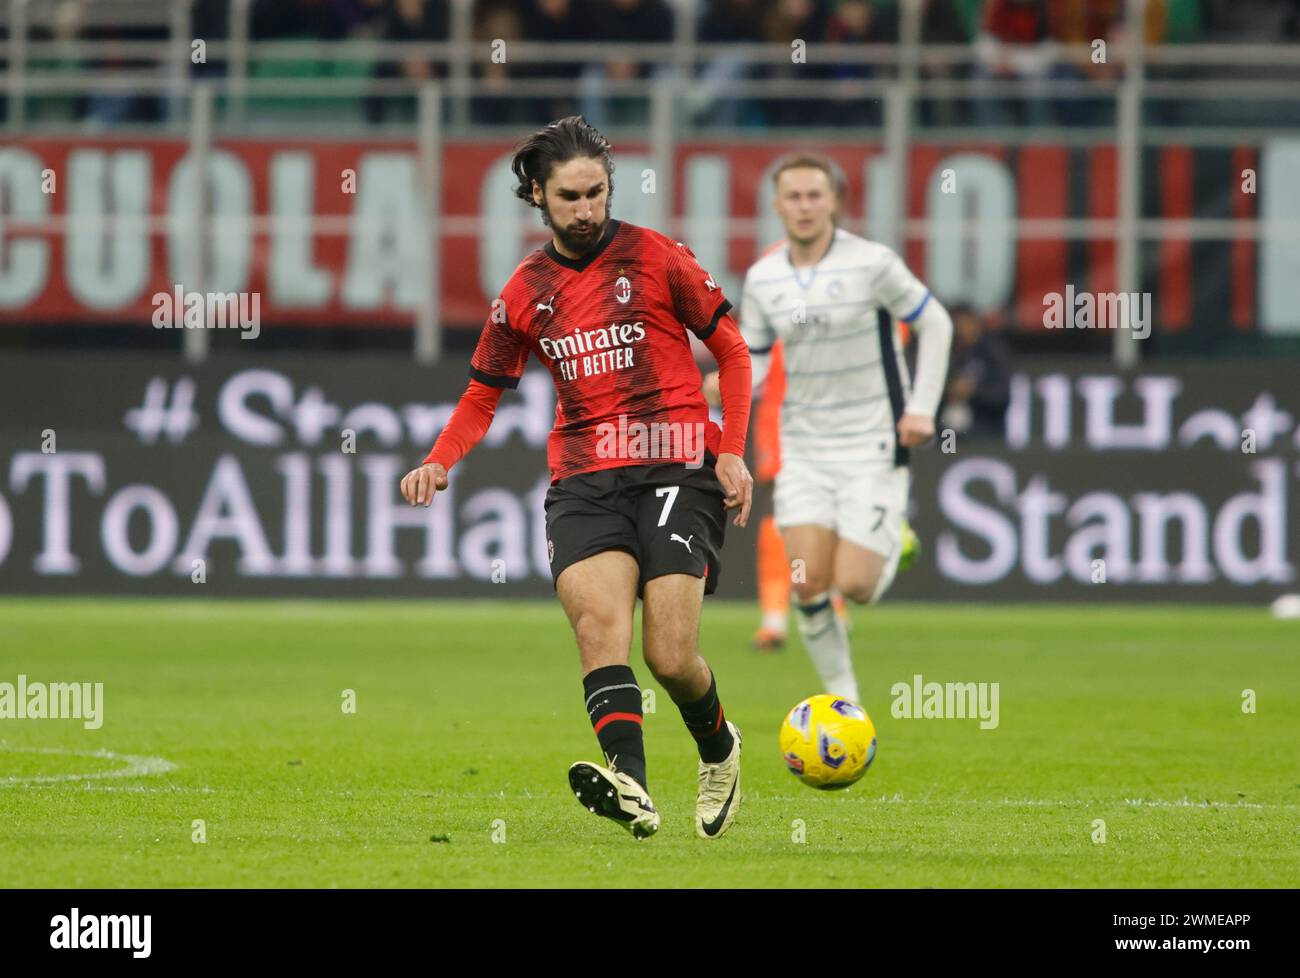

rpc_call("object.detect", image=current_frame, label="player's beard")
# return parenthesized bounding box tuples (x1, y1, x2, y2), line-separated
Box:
(548, 207, 608, 257)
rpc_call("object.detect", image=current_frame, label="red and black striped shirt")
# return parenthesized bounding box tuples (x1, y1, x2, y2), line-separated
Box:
(429, 218, 750, 482)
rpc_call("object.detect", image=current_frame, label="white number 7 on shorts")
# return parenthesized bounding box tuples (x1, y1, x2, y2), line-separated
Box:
(655, 486, 679, 527)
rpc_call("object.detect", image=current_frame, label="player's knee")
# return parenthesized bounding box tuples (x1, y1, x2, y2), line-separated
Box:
(841, 563, 897, 606)
(791, 573, 831, 605)
(644, 648, 695, 685)
(643, 619, 699, 681)
(569, 606, 630, 659)
(837, 576, 879, 605)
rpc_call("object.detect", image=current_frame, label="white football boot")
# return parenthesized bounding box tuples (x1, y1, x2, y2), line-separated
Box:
(695, 722, 742, 839)
(568, 760, 660, 840)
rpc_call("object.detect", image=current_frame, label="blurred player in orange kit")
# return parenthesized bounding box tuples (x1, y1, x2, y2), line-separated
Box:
(751, 341, 792, 650)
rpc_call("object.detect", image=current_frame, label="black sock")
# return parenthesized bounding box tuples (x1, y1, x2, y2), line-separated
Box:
(583, 664, 647, 789)
(675, 672, 735, 764)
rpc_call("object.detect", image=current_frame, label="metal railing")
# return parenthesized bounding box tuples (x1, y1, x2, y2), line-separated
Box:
(3, 0, 1298, 365)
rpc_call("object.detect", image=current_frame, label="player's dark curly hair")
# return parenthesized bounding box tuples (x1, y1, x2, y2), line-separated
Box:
(511, 116, 615, 224)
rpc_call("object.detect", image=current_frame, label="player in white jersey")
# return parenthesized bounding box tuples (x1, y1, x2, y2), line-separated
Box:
(705, 154, 952, 703)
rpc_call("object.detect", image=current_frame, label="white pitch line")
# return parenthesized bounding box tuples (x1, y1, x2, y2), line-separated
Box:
(752, 792, 1299, 811)
(0, 744, 177, 787)
(76, 784, 212, 794)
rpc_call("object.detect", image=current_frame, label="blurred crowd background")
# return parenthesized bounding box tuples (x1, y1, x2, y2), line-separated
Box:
(2, 1, 1297, 364)
(4, 0, 1298, 129)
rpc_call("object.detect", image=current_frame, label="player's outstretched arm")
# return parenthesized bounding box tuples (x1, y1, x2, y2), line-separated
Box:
(898, 296, 954, 448)
(400, 379, 504, 506)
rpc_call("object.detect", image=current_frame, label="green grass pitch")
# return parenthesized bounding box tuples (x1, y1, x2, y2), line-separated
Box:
(1, 599, 1296, 888)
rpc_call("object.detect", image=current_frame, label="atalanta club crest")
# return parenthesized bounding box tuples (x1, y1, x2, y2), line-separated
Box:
(614, 275, 632, 304)
(547, 538, 555, 564)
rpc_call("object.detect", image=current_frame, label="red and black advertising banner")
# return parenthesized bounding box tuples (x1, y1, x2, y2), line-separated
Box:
(2, 137, 1298, 337)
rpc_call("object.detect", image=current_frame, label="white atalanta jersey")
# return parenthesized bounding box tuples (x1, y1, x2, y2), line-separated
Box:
(739, 228, 933, 466)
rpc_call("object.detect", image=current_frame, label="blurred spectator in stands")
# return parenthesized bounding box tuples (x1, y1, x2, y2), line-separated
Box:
(17, 0, 83, 125)
(820, 0, 974, 128)
(518, 0, 593, 124)
(828, 0, 899, 62)
(251, 0, 348, 39)
(78, 0, 168, 126)
(918, 0, 973, 126)
(1141, 0, 1201, 125)
(825, 0, 898, 126)
(1201, 0, 1299, 41)
(941, 304, 1012, 439)
(333, 0, 391, 35)
(689, 0, 769, 129)
(761, 0, 832, 127)
(1074, 1, 1206, 126)
(1148, 0, 1204, 43)
(1044, 0, 1124, 126)
(366, 0, 451, 123)
(179, 0, 232, 123)
(192, 0, 231, 61)
(972, 0, 1055, 126)
(470, 1, 536, 125)
(578, 0, 675, 128)
(378, 0, 450, 78)
(1189, 0, 1300, 124)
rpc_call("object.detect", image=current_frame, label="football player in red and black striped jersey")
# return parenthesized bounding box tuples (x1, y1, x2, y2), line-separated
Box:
(401, 117, 752, 840)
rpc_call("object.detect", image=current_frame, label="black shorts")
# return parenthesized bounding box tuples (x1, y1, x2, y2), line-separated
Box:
(544, 454, 728, 597)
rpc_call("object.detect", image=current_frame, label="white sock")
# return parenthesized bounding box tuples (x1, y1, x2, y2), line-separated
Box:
(795, 592, 859, 703)
(761, 610, 788, 634)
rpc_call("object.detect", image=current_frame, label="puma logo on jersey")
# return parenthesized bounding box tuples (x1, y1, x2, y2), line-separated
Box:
(704, 274, 717, 291)
(536, 295, 555, 314)
(670, 533, 694, 553)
